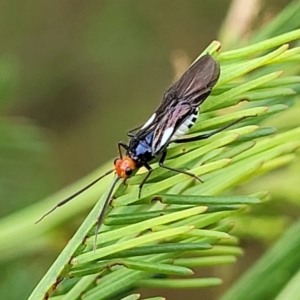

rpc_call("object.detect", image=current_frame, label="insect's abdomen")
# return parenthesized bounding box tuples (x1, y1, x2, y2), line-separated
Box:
(170, 108, 199, 141)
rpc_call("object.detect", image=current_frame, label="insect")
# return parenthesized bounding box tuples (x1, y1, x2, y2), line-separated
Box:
(37, 54, 245, 247)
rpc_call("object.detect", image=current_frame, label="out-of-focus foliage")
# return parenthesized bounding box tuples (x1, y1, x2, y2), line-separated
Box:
(0, 58, 54, 215)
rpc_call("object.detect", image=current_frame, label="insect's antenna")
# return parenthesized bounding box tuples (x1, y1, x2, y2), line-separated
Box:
(93, 176, 121, 251)
(35, 169, 115, 224)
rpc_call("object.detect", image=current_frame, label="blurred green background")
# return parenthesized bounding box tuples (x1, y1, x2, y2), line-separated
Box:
(0, 0, 295, 299)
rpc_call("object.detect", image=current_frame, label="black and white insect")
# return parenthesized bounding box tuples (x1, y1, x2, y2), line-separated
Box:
(37, 54, 245, 244)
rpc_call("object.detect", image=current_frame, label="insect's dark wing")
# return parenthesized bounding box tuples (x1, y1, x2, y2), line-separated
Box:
(150, 54, 220, 152)
(163, 54, 220, 108)
(135, 54, 220, 153)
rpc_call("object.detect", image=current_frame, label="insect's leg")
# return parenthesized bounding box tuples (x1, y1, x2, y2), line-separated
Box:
(118, 142, 129, 158)
(174, 116, 248, 143)
(138, 163, 153, 198)
(127, 125, 142, 137)
(159, 150, 202, 182)
(127, 132, 135, 138)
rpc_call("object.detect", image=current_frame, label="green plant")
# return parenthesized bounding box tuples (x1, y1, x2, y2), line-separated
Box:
(1, 2, 300, 300)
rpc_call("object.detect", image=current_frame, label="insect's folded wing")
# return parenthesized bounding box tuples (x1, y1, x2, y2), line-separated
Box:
(164, 54, 220, 106)
(137, 55, 220, 153)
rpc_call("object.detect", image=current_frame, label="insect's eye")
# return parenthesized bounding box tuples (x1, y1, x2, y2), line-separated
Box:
(125, 167, 133, 176)
(113, 158, 120, 165)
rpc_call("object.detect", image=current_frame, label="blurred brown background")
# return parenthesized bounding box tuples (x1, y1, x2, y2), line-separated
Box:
(0, 0, 291, 299)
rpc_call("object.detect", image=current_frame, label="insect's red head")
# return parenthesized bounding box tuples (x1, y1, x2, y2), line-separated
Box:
(114, 156, 136, 178)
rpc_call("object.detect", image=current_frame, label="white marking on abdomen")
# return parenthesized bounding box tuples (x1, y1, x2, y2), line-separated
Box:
(170, 108, 199, 141)
(141, 113, 156, 129)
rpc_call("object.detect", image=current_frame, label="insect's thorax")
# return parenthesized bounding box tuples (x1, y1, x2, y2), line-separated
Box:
(127, 132, 155, 167)
(170, 107, 199, 142)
